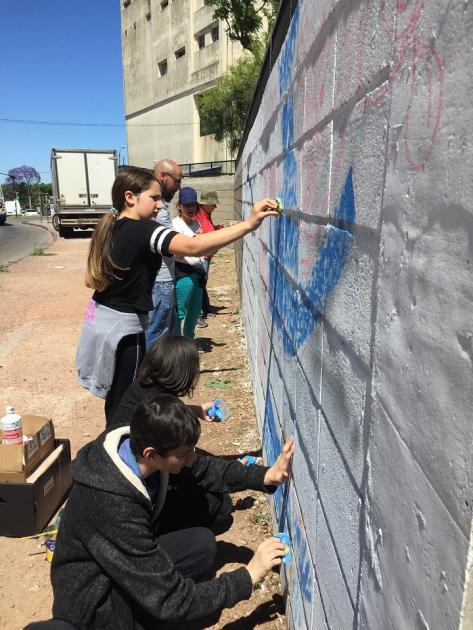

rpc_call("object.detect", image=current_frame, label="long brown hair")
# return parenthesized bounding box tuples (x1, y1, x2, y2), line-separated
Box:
(86, 167, 158, 291)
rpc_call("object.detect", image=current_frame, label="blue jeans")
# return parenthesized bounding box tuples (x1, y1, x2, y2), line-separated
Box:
(145, 280, 177, 349)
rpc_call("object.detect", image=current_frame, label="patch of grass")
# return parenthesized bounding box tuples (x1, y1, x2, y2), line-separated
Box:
(31, 247, 54, 256)
(0, 264, 9, 272)
(248, 510, 271, 528)
(206, 378, 233, 389)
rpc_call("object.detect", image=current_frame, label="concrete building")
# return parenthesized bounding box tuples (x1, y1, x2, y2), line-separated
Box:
(120, 0, 243, 168)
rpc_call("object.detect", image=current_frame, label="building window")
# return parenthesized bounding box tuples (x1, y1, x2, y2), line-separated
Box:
(158, 59, 168, 76)
(211, 26, 219, 42)
(160, 0, 169, 8)
(175, 47, 186, 60)
(197, 33, 205, 49)
(146, 0, 151, 20)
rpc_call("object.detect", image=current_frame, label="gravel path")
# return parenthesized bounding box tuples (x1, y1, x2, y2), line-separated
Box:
(0, 236, 286, 629)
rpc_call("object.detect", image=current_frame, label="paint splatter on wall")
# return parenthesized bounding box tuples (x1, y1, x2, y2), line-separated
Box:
(236, 0, 473, 628)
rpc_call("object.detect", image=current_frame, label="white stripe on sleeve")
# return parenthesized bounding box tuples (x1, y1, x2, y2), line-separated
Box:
(150, 226, 170, 254)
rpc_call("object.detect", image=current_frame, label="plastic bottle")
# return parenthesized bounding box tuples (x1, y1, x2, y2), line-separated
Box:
(207, 399, 230, 421)
(1, 405, 23, 445)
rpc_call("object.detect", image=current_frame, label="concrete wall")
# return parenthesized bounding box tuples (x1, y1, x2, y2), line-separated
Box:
(235, 1, 473, 628)
(121, 0, 241, 165)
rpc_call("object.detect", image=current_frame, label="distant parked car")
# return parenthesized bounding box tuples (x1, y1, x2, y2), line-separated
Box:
(22, 208, 41, 216)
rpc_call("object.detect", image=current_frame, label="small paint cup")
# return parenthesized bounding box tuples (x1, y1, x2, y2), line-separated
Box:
(45, 538, 56, 562)
(208, 399, 230, 421)
(238, 455, 257, 466)
(274, 532, 291, 564)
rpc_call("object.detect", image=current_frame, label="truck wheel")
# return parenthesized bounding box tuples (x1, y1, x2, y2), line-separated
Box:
(52, 215, 60, 231)
(59, 226, 74, 238)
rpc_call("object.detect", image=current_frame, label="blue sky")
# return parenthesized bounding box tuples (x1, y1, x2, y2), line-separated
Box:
(0, 0, 126, 183)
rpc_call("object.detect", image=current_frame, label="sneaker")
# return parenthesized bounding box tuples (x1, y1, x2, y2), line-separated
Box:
(196, 316, 208, 328)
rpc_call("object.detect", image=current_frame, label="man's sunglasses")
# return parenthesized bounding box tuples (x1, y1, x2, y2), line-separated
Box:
(164, 172, 183, 185)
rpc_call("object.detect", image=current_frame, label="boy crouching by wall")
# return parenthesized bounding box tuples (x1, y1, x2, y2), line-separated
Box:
(46, 395, 294, 629)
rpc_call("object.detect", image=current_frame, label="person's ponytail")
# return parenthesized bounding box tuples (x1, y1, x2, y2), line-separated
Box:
(86, 211, 121, 291)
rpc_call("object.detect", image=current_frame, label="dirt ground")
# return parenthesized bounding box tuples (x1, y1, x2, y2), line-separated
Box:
(0, 232, 287, 630)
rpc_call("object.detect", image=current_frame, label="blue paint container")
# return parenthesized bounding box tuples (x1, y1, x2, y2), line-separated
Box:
(274, 532, 291, 564)
(208, 399, 230, 421)
(238, 455, 257, 466)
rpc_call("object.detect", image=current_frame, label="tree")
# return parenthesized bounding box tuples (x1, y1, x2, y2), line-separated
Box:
(5, 165, 41, 208)
(199, 1, 280, 154)
(204, 0, 279, 52)
(198, 52, 263, 155)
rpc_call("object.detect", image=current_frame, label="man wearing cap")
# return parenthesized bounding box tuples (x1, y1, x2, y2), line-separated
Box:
(146, 159, 184, 349)
(195, 191, 221, 328)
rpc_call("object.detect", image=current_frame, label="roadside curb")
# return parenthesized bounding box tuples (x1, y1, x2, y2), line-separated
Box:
(23, 220, 58, 242)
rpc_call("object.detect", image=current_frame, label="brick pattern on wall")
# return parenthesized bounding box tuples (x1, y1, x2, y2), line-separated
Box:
(235, 1, 473, 628)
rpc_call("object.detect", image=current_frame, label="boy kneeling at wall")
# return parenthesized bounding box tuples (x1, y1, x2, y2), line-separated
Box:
(49, 395, 295, 629)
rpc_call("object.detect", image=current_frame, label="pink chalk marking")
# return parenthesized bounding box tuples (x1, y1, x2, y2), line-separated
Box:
(84, 298, 96, 323)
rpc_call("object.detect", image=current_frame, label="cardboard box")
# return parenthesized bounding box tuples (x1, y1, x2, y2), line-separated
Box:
(0, 439, 72, 537)
(0, 416, 55, 483)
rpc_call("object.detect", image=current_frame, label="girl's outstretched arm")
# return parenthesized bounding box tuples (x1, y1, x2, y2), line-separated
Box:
(168, 199, 279, 257)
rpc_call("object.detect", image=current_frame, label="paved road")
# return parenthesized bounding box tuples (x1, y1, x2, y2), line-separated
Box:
(0, 221, 53, 266)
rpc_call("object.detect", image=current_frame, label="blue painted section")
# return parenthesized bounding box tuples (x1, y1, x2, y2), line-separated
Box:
(269, 168, 356, 356)
(271, 0, 357, 357)
(262, 395, 284, 521)
(278, 4, 300, 96)
(290, 496, 314, 614)
(258, 3, 358, 629)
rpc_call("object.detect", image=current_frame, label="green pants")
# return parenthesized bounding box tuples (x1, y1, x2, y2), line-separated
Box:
(174, 273, 203, 339)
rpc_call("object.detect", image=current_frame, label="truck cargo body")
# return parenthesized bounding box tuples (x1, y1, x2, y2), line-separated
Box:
(51, 148, 117, 237)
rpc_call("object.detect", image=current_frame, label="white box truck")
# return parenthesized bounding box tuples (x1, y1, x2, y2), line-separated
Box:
(51, 148, 117, 237)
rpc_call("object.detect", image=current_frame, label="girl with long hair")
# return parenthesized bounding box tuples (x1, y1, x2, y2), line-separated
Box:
(76, 166, 278, 423)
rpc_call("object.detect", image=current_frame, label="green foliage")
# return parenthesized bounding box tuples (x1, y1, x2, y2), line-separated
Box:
(198, 52, 262, 154)
(199, 0, 281, 154)
(203, 0, 279, 52)
(2, 182, 52, 212)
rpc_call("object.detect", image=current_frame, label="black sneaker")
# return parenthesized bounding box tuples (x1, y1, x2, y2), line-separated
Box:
(196, 316, 208, 328)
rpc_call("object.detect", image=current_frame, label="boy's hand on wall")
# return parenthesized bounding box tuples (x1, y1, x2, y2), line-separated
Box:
(246, 537, 286, 584)
(263, 437, 295, 486)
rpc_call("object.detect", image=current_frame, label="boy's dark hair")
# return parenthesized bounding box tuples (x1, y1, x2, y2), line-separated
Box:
(139, 334, 200, 398)
(130, 394, 201, 457)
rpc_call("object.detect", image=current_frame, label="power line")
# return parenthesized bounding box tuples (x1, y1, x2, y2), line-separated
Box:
(0, 117, 197, 128)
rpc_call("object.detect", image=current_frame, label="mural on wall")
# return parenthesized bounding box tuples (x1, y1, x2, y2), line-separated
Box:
(236, 0, 473, 628)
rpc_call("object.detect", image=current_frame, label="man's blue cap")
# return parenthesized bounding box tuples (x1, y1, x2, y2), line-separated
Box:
(179, 187, 198, 205)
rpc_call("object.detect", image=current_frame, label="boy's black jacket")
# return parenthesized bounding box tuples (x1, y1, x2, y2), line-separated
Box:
(51, 427, 275, 629)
